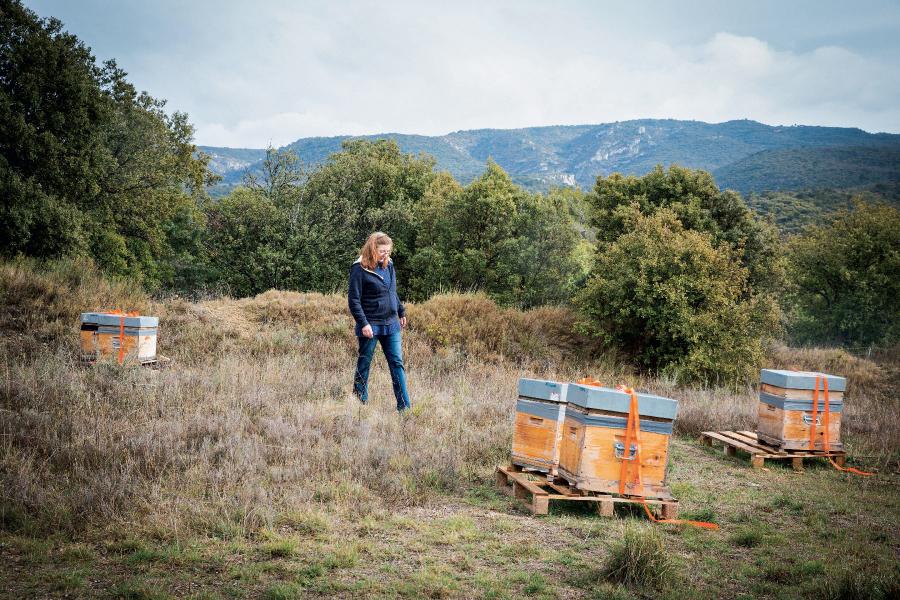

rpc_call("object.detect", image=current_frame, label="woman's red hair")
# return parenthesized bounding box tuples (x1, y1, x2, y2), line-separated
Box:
(359, 232, 393, 270)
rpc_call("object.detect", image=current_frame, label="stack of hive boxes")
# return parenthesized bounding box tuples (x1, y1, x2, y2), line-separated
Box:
(511, 379, 569, 475)
(512, 378, 679, 499)
(559, 384, 678, 498)
(757, 369, 845, 451)
(80, 312, 159, 364)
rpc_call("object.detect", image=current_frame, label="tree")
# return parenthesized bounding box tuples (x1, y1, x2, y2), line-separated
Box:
(512, 189, 588, 307)
(302, 139, 435, 275)
(579, 166, 784, 384)
(205, 188, 287, 297)
(409, 162, 586, 307)
(786, 201, 900, 347)
(444, 161, 521, 298)
(589, 165, 784, 295)
(576, 210, 778, 385)
(245, 145, 305, 211)
(404, 172, 461, 300)
(0, 0, 212, 289)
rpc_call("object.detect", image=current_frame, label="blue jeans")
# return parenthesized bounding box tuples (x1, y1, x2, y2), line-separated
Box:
(353, 331, 411, 411)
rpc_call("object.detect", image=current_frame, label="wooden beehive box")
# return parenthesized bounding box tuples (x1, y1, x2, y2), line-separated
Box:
(80, 312, 158, 363)
(511, 378, 568, 474)
(558, 385, 678, 498)
(756, 369, 845, 451)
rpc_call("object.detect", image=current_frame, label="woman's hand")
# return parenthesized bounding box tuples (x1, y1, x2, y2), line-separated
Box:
(400, 316, 407, 329)
(362, 324, 374, 338)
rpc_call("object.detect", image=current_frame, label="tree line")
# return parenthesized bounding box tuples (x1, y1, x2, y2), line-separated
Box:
(2, 0, 898, 384)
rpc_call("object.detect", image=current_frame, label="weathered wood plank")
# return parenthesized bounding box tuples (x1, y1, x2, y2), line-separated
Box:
(720, 430, 780, 454)
(496, 465, 678, 518)
(701, 432, 848, 472)
(702, 431, 773, 457)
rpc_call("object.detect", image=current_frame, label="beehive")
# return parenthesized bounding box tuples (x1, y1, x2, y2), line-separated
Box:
(80, 312, 158, 363)
(558, 385, 678, 498)
(511, 379, 568, 474)
(756, 369, 845, 451)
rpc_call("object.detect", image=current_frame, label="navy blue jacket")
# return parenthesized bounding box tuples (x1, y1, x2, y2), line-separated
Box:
(348, 258, 406, 329)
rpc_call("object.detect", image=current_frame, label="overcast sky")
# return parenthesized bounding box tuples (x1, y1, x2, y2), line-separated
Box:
(24, 0, 900, 148)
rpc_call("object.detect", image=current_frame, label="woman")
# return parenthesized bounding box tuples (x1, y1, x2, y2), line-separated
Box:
(347, 232, 411, 411)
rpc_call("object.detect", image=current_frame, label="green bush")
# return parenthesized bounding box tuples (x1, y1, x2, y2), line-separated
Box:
(408, 161, 588, 307)
(205, 188, 287, 297)
(787, 201, 900, 347)
(576, 209, 779, 385)
(578, 166, 783, 385)
(0, 2, 211, 290)
(588, 165, 785, 295)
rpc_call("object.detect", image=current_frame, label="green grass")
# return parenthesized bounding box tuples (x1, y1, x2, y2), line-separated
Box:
(111, 579, 171, 600)
(769, 494, 805, 515)
(730, 524, 767, 548)
(47, 568, 87, 592)
(261, 539, 298, 559)
(817, 569, 900, 600)
(2, 437, 897, 599)
(263, 583, 303, 600)
(679, 505, 717, 523)
(602, 523, 676, 591)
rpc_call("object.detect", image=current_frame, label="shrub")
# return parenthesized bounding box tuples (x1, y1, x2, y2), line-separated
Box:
(588, 165, 785, 296)
(787, 201, 900, 347)
(408, 292, 600, 365)
(0, 257, 148, 354)
(576, 209, 779, 385)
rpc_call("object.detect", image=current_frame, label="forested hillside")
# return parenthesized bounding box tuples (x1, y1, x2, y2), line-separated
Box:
(746, 186, 900, 234)
(712, 146, 900, 193)
(200, 119, 900, 195)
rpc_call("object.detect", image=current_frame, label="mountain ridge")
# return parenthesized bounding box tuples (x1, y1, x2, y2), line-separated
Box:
(199, 119, 900, 195)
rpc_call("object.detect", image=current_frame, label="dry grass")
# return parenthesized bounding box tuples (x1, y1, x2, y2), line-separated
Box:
(0, 258, 147, 358)
(766, 342, 900, 460)
(1, 260, 898, 543)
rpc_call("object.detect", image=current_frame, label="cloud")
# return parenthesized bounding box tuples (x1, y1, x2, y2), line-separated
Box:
(198, 112, 377, 148)
(196, 26, 900, 146)
(26, 1, 900, 146)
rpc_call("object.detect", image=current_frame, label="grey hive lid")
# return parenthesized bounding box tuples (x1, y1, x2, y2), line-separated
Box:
(567, 384, 678, 420)
(517, 378, 567, 403)
(80, 312, 159, 328)
(760, 369, 846, 392)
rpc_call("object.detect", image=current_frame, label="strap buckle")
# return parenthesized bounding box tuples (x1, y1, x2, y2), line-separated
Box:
(614, 441, 638, 460)
(802, 414, 822, 425)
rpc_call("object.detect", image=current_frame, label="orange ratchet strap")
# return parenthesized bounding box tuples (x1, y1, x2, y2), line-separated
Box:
(811, 376, 873, 476)
(618, 388, 718, 530)
(106, 310, 139, 365)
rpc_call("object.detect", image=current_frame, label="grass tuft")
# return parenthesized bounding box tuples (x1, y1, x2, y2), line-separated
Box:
(770, 494, 804, 515)
(263, 583, 303, 600)
(730, 524, 767, 548)
(111, 579, 170, 600)
(261, 537, 298, 559)
(602, 522, 676, 591)
(817, 570, 900, 600)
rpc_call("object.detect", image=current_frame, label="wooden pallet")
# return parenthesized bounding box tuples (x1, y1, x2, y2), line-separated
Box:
(79, 354, 171, 369)
(700, 430, 847, 471)
(495, 465, 678, 518)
